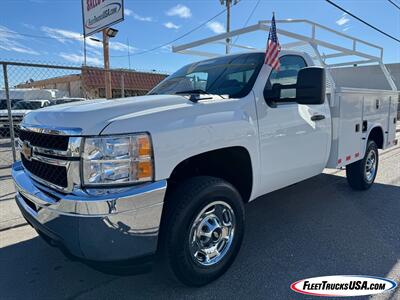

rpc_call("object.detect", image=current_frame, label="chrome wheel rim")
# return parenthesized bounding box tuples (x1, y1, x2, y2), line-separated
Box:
(188, 201, 236, 266)
(365, 150, 377, 182)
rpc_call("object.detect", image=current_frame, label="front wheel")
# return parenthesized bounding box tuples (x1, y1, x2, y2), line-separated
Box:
(160, 176, 245, 286)
(346, 140, 379, 190)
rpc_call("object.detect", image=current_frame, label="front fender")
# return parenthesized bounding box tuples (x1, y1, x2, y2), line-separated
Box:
(101, 96, 260, 186)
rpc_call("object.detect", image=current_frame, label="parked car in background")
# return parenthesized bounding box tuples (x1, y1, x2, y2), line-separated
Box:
(0, 99, 51, 136)
(0, 99, 21, 109)
(397, 94, 400, 120)
(0, 99, 21, 136)
(0, 88, 65, 101)
(13, 99, 51, 110)
(52, 98, 85, 105)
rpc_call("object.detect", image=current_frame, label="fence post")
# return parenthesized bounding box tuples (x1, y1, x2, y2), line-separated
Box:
(2, 63, 16, 162)
(121, 73, 125, 98)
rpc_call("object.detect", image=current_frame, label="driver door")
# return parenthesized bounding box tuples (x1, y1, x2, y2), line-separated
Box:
(255, 55, 330, 195)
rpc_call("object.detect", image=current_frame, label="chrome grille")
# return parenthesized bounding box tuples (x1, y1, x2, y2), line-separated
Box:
(12, 116, 24, 122)
(18, 125, 82, 193)
(0, 116, 24, 125)
(21, 155, 68, 188)
(0, 116, 9, 124)
(19, 129, 69, 151)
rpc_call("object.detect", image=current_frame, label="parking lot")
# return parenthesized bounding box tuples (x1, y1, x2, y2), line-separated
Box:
(0, 131, 398, 300)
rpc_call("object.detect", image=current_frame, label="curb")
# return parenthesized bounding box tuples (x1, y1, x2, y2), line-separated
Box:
(0, 217, 28, 232)
(0, 221, 28, 232)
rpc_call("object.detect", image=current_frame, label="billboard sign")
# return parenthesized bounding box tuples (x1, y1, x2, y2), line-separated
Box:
(82, 0, 124, 37)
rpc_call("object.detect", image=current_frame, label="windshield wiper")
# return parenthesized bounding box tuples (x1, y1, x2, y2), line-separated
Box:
(175, 89, 208, 95)
(175, 89, 227, 103)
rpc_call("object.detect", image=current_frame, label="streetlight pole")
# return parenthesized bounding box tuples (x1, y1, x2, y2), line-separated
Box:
(220, 0, 238, 54)
(226, 0, 231, 54)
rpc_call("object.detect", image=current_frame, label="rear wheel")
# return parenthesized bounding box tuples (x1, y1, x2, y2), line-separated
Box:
(346, 140, 379, 190)
(160, 176, 245, 286)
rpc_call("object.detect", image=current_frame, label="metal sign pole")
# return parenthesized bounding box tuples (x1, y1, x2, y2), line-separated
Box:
(103, 28, 112, 99)
(2, 64, 16, 162)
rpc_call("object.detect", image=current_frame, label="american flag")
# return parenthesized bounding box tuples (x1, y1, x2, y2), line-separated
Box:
(265, 14, 281, 71)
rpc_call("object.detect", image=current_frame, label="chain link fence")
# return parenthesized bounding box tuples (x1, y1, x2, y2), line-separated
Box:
(2, 60, 397, 170)
(0, 61, 167, 169)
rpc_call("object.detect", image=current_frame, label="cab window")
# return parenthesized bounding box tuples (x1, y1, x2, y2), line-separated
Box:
(265, 55, 307, 101)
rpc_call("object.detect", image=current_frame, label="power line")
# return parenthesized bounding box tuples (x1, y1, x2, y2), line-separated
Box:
(233, 0, 261, 45)
(0, 2, 241, 58)
(388, 0, 400, 10)
(325, 0, 400, 43)
(111, 1, 242, 57)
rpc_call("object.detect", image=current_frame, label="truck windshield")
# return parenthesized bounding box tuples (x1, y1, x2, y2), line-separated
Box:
(0, 100, 7, 110)
(0, 99, 21, 109)
(13, 101, 43, 110)
(149, 53, 265, 98)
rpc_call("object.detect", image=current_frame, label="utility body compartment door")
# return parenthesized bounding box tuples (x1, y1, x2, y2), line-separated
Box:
(337, 93, 364, 166)
(326, 89, 397, 169)
(387, 95, 398, 147)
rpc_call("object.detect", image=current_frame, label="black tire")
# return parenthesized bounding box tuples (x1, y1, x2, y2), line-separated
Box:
(346, 140, 379, 190)
(159, 176, 245, 286)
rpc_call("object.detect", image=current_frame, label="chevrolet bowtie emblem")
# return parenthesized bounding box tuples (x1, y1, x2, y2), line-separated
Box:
(21, 141, 33, 161)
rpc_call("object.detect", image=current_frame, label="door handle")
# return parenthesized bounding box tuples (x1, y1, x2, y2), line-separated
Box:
(311, 114, 325, 121)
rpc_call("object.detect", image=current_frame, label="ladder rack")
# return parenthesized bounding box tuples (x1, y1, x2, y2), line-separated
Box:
(172, 19, 397, 92)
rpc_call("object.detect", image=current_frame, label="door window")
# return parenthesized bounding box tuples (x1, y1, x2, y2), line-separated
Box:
(265, 55, 307, 102)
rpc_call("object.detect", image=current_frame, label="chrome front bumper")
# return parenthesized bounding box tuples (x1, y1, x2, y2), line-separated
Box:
(12, 161, 166, 262)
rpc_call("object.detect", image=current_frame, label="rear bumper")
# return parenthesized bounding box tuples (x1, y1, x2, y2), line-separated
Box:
(12, 161, 166, 263)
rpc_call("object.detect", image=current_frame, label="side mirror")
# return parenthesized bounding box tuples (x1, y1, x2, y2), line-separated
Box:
(263, 67, 326, 106)
(295, 67, 326, 105)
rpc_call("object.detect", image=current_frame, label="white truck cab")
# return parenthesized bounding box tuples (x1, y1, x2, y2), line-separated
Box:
(12, 20, 398, 286)
(0, 99, 52, 136)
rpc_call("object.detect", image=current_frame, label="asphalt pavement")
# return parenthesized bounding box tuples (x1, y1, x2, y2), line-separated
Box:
(0, 142, 399, 300)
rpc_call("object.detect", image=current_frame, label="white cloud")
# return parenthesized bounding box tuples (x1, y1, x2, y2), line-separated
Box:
(125, 8, 133, 16)
(125, 8, 153, 22)
(164, 22, 180, 30)
(0, 26, 39, 55)
(59, 53, 102, 66)
(109, 41, 128, 51)
(86, 48, 102, 56)
(161, 45, 172, 51)
(41, 26, 133, 52)
(336, 13, 350, 26)
(166, 4, 192, 19)
(41, 26, 82, 43)
(21, 23, 36, 30)
(206, 21, 225, 34)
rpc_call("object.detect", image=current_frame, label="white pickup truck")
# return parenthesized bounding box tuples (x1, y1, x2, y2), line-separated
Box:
(12, 20, 398, 286)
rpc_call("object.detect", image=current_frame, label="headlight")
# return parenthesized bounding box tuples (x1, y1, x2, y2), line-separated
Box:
(82, 133, 153, 186)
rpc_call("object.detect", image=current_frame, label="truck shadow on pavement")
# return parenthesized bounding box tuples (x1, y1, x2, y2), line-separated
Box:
(1, 173, 399, 299)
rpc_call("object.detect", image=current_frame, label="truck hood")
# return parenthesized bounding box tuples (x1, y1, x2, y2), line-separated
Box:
(22, 95, 194, 135)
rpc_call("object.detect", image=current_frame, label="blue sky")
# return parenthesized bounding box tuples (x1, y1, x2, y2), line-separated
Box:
(0, 0, 399, 73)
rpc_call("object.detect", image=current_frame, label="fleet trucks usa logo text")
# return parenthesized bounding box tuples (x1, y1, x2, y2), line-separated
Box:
(290, 275, 397, 297)
(85, 2, 122, 29)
